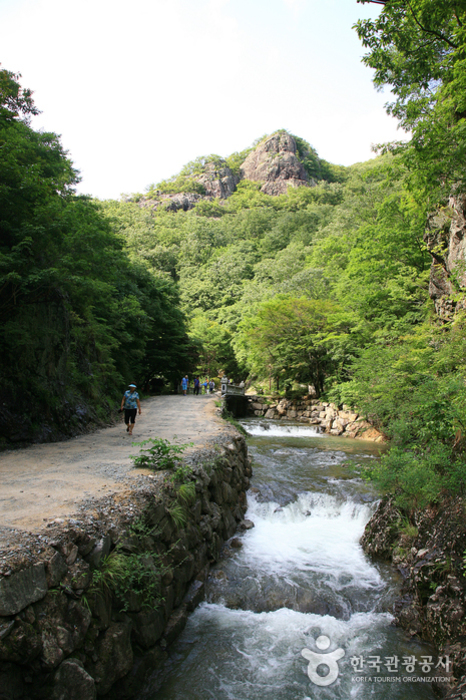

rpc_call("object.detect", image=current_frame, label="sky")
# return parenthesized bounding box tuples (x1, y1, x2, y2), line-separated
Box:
(0, 0, 404, 200)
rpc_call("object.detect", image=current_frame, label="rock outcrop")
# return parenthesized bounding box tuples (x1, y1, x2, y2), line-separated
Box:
(424, 194, 466, 320)
(196, 161, 239, 199)
(140, 191, 203, 212)
(240, 131, 310, 195)
(361, 495, 466, 696)
(139, 161, 239, 213)
(138, 131, 316, 212)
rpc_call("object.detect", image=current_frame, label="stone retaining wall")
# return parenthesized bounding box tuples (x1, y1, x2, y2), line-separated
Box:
(0, 434, 251, 699)
(247, 396, 385, 442)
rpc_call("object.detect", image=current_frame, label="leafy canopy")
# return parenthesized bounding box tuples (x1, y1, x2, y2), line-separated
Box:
(0, 68, 191, 442)
(355, 0, 466, 200)
(235, 296, 342, 396)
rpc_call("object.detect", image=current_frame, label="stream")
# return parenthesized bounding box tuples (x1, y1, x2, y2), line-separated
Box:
(141, 420, 442, 699)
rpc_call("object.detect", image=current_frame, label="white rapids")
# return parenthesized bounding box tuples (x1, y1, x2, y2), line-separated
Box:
(241, 420, 326, 438)
(143, 421, 438, 700)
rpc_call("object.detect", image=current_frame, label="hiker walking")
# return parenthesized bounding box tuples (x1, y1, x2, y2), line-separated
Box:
(120, 383, 141, 435)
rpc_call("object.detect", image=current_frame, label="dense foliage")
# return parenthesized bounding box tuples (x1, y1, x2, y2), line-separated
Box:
(350, 0, 466, 507)
(0, 68, 191, 443)
(356, 0, 466, 203)
(235, 297, 341, 396)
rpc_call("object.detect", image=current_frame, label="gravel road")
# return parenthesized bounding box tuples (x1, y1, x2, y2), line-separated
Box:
(0, 394, 224, 545)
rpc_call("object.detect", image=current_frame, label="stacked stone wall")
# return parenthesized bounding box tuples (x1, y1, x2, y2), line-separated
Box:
(246, 396, 385, 442)
(0, 435, 251, 699)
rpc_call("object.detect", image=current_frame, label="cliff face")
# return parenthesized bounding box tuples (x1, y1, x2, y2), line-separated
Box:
(196, 161, 239, 199)
(361, 496, 466, 697)
(424, 194, 466, 320)
(239, 131, 310, 195)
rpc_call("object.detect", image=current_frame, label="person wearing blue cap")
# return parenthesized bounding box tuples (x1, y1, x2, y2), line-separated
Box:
(120, 383, 141, 435)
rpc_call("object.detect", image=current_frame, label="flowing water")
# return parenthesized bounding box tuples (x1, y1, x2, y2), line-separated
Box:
(141, 420, 441, 699)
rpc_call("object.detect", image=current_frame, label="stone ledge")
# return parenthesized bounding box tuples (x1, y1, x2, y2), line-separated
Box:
(245, 396, 386, 442)
(0, 563, 47, 616)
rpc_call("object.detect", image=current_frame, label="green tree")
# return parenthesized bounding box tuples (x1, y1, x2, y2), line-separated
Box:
(0, 65, 40, 121)
(235, 297, 341, 395)
(337, 318, 466, 509)
(307, 156, 430, 345)
(188, 314, 240, 378)
(355, 0, 466, 200)
(130, 265, 193, 389)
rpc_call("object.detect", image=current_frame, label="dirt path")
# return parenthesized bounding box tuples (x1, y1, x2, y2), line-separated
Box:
(0, 395, 224, 543)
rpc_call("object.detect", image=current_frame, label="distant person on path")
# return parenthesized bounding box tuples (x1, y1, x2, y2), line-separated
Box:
(181, 375, 189, 395)
(194, 377, 200, 395)
(202, 379, 208, 394)
(120, 383, 141, 436)
(209, 380, 215, 393)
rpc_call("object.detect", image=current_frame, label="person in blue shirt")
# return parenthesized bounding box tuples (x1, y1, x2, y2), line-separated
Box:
(120, 383, 141, 435)
(181, 376, 188, 395)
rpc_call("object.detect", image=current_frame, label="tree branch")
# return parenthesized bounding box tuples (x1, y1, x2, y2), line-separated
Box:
(405, 0, 459, 49)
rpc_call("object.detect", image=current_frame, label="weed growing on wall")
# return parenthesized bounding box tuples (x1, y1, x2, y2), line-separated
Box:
(130, 437, 193, 470)
(130, 438, 200, 529)
(90, 551, 164, 612)
(167, 503, 189, 529)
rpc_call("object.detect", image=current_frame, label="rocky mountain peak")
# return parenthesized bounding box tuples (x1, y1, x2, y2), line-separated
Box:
(137, 131, 318, 211)
(240, 132, 310, 195)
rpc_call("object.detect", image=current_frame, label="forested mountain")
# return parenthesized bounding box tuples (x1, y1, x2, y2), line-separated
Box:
(102, 130, 429, 397)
